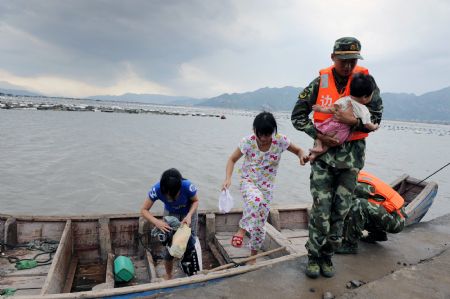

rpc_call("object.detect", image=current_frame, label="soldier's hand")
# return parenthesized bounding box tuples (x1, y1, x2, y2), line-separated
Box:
(334, 102, 357, 125)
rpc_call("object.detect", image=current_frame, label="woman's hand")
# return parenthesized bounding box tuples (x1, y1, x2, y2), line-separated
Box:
(222, 178, 231, 191)
(181, 214, 192, 227)
(155, 219, 172, 233)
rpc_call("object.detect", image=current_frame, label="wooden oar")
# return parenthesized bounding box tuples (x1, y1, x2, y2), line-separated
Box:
(201, 246, 286, 274)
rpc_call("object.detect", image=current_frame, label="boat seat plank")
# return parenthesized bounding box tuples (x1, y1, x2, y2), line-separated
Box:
(215, 232, 252, 261)
(280, 228, 309, 239)
(0, 275, 46, 289)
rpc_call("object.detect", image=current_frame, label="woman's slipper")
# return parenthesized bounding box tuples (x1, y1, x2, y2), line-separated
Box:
(231, 235, 244, 248)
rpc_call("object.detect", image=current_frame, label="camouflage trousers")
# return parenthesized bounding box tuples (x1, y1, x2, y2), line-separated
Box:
(306, 160, 359, 258)
(343, 198, 405, 244)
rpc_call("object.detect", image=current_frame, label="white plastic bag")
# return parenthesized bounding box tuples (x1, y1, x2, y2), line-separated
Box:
(169, 224, 191, 258)
(218, 188, 234, 213)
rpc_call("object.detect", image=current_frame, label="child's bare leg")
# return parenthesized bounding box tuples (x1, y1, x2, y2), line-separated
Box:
(247, 249, 258, 265)
(310, 138, 324, 153)
(309, 143, 329, 162)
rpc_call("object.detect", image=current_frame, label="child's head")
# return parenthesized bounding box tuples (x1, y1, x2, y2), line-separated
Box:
(160, 168, 182, 200)
(253, 111, 277, 138)
(350, 73, 376, 104)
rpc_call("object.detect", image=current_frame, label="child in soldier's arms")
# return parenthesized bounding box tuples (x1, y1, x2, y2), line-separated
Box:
(309, 73, 379, 161)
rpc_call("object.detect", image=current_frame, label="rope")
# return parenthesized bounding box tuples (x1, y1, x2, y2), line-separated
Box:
(404, 162, 450, 194)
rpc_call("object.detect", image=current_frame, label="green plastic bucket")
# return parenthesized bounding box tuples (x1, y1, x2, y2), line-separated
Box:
(114, 256, 135, 282)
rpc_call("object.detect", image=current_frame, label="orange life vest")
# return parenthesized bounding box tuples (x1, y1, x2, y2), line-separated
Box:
(357, 170, 405, 218)
(314, 65, 369, 141)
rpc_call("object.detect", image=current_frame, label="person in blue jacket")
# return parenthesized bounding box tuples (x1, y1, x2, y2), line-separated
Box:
(141, 168, 199, 280)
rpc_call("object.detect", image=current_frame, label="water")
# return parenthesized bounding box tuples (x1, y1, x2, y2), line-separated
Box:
(1, 108, 449, 221)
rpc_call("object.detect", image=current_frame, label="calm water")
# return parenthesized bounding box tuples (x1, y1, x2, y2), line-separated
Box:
(1, 108, 450, 221)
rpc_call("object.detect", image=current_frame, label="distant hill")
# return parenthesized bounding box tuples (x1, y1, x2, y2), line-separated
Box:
(87, 93, 203, 106)
(197, 86, 450, 123)
(195, 86, 300, 111)
(1, 80, 449, 123)
(382, 87, 450, 123)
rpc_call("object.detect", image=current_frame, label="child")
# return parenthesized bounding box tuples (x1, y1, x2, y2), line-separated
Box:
(141, 168, 199, 280)
(309, 73, 379, 162)
(222, 111, 309, 262)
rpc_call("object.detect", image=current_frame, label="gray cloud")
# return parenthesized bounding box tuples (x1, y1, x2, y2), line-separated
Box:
(0, 0, 449, 97)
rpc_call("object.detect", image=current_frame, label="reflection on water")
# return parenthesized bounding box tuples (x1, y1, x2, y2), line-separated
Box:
(1, 107, 449, 222)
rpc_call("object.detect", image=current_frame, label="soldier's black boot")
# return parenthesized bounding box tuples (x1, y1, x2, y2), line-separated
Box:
(361, 230, 388, 243)
(305, 256, 320, 278)
(320, 255, 335, 278)
(335, 241, 358, 254)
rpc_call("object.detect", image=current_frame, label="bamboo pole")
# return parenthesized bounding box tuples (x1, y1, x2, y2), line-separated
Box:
(200, 246, 286, 274)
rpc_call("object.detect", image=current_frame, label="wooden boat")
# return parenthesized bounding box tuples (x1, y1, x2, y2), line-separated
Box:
(390, 174, 438, 226)
(0, 174, 437, 298)
(0, 206, 309, 298)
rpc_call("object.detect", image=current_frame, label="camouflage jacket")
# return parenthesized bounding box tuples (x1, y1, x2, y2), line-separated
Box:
(291, 68, 383, 170)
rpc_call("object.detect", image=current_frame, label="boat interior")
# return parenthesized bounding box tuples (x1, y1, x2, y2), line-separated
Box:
(0, 205, 310, 297)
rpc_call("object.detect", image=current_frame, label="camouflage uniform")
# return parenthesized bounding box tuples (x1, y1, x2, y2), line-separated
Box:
(291, 38, 383, 262)
(343, 182, 405, 246)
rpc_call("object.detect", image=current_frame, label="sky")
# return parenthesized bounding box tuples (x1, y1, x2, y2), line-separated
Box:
(0, 0, 449, 98)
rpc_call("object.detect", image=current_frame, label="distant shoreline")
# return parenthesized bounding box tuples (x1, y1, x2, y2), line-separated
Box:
(1, 95, 449, 126)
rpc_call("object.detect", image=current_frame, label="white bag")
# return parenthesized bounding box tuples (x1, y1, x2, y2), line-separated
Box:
(169, 224, 191, 258)
(218, 188, 234, 213)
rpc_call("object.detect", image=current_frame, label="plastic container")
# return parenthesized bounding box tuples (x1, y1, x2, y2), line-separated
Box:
(114, 256, 135, 282)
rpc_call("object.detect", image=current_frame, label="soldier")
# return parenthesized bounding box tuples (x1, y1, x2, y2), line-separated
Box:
(337, 171, 406, 254)
(291, 37, 383, 278)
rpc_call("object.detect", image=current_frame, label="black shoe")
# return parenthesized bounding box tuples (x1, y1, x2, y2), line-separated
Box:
(361, 230, 388, 243)
(335, 241, 358, 254)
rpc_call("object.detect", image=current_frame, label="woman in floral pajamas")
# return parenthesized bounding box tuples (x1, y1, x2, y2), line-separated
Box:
(222, 112, 309, 260)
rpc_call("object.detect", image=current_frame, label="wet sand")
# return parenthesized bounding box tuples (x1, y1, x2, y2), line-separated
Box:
(156, 213, 450, 299)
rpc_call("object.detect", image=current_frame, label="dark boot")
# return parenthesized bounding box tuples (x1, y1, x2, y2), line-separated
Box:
(335, 241, 358, 254)
(305, 256, 320, 278)
(320, 255, 335, 278)
(361, 230, 388, 243)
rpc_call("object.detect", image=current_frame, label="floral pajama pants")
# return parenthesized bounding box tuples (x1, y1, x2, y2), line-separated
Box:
(239, 179, 273, 250)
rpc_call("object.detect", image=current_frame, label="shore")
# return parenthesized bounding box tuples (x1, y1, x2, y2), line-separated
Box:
(155, 213, 450, 299)
(0, 98, 226, 118)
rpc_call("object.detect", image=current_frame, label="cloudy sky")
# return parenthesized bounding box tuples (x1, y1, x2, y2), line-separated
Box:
(0, 0, 449, 98)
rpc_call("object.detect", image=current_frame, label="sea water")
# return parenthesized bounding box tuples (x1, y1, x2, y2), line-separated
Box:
(1, 107, 449, 221)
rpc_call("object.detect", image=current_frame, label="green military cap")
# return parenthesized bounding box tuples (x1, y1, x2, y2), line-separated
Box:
(333, 37, 364, 60)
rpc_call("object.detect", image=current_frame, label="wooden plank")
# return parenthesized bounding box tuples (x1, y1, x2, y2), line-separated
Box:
(289, 237, 309, 246)
(207, 241, 227, 266)
(268, 209, 281, 231)
(40, 220, 73, 295)
(138, 217, 150, 258)
(0, 219, 5, 243)
(62, 257, 78, 293)
(280, 229, 309, 238)
(105, 253, 115, 288)
(98, 218, 112, 262)
(264, 223, 297, 254)
(215, 233, 250, 261)
(205, 213, 215, 242)
(201, 246, 286, 274)
(145, 251, 158, 283)
(5, 217, 17, 247)
(0, 275, 46, 289)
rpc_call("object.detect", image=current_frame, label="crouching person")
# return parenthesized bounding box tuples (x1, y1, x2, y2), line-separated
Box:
(337, 170, 406, 254)
(140, 168, 199, 279)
